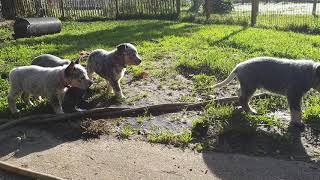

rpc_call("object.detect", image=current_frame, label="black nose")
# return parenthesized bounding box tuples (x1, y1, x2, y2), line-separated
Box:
(136, 59, 142, 65)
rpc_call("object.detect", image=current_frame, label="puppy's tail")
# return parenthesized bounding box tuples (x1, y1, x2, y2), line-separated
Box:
(213, 68, 237, 88)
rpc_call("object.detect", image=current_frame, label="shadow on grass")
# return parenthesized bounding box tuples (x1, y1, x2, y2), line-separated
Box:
(176, 27, 248, 80)
(192, 109, 317, 179)
(18, 21, 201, 58)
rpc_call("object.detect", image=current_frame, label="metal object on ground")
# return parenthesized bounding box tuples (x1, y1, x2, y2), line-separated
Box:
(13, 17, 61, 39)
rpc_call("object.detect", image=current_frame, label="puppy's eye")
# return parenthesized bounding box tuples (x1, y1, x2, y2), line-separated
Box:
(80, 77, 85, 80)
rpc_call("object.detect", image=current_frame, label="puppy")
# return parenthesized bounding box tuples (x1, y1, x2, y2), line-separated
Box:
(214, 57, 320, 127)
(87, 43, 142, 98)
(31, 54, 87, 112)
(7, 62, 92, 114)
(32, 54, 71, 67)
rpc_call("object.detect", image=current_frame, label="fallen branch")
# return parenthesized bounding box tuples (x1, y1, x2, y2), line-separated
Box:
(0, 93, 269, 131)
(0, 161, 64, 180)
(0, 107, 130, 131)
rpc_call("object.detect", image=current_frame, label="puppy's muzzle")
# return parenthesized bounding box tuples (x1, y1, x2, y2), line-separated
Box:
(135, 55, 142, 65)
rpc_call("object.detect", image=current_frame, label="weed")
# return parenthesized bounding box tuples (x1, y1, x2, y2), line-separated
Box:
(147, 130, 192, 146)
(127, 92, 149, 105)
(119, 124, 134, 139)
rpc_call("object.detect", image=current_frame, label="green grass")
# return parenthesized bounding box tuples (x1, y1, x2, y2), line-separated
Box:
(147, 130, 192, 146)
(192, 74, 216, 95)
(181, 12, 320, 34)
(1, 20, 320, 122)
(303, 95, 320, 122)
(119, 124, 135, 139)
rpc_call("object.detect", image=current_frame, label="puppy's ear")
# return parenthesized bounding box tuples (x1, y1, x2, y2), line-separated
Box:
(65, 61, 75, 77)
(117, 44, 127, 53)
(75, 58, 80, 64)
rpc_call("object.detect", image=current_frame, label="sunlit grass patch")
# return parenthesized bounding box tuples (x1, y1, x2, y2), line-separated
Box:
(147, 130, 192, 146)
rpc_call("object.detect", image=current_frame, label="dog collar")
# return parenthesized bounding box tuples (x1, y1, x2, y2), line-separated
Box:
(59, 71, 71, 88)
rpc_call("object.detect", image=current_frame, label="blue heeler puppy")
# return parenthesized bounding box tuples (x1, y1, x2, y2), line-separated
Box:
(32, 54, 71, 67)
(8, 62, 93, 114)
(214, 57, 320, 128)
(87, 43, 142, 98)
(31, 54, 89, 112)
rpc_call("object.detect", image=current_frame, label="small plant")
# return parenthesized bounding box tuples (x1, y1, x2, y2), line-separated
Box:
(192, 117, 210, 135)
(148, 131, 175, 144)
(119, 124, 134, 139)
(303, 95, 320, 122)
(177, 130, 193, 145)
(136, 116, 145, 124)
(252, 95, 287, 114)
(205, 104, 235, 120)
(192, 74, 216, 95)
(179, 94, 197, 102)
(136, 114, 154, 124)
(147, 130, 192, 146)
(193, 143, 204, 152)
(127, 92, 149, 105)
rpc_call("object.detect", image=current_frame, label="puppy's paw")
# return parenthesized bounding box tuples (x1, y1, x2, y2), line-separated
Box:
(115, 93, 126, 99)
(13, 109, 20, 114)
(56, 111, 64, 114)
(75, 107, 87, 112)
(249, 108, 258, 115)
(54, 108, 64, 114)
(292, 121, 305, 131)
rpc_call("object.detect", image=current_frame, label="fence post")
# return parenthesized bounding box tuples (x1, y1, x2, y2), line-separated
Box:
(204, 0, 211, 20)
(251, 0, 259, 26)
(59, 0, 64, 19)
(176, 0, 180, 18)
(312, 0, 317, 16)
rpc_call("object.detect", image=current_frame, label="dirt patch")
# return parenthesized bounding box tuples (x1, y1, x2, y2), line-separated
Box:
(1, 56, 320, 176)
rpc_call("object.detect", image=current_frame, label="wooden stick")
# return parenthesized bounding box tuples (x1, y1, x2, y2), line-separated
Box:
(0, 107, 130, 131)
(0, 93, 269, 130)
(0, 161, 64, 180)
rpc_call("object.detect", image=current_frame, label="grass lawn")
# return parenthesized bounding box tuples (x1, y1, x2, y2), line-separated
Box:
(1, 19, 320, 117)
(1, 20, 320, 157)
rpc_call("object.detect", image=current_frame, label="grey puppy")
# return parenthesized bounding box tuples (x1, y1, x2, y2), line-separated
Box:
(214, 57, 320, 127)
(32, 54, 71, 67)
(31, 54, 86, 112)
(7, 62, 92, 114)
(87, 43, 142, 98)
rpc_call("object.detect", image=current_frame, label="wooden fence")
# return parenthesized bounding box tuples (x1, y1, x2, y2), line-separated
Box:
(1, 0, 179, 20)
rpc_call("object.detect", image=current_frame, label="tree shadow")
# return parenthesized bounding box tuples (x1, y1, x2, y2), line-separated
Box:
(0, 119, 84, 159)
(208, 26, 248, 46)
(176, 27, 248, 80)
(195, 110, 320, 179)
(18, 21, 201, 58)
